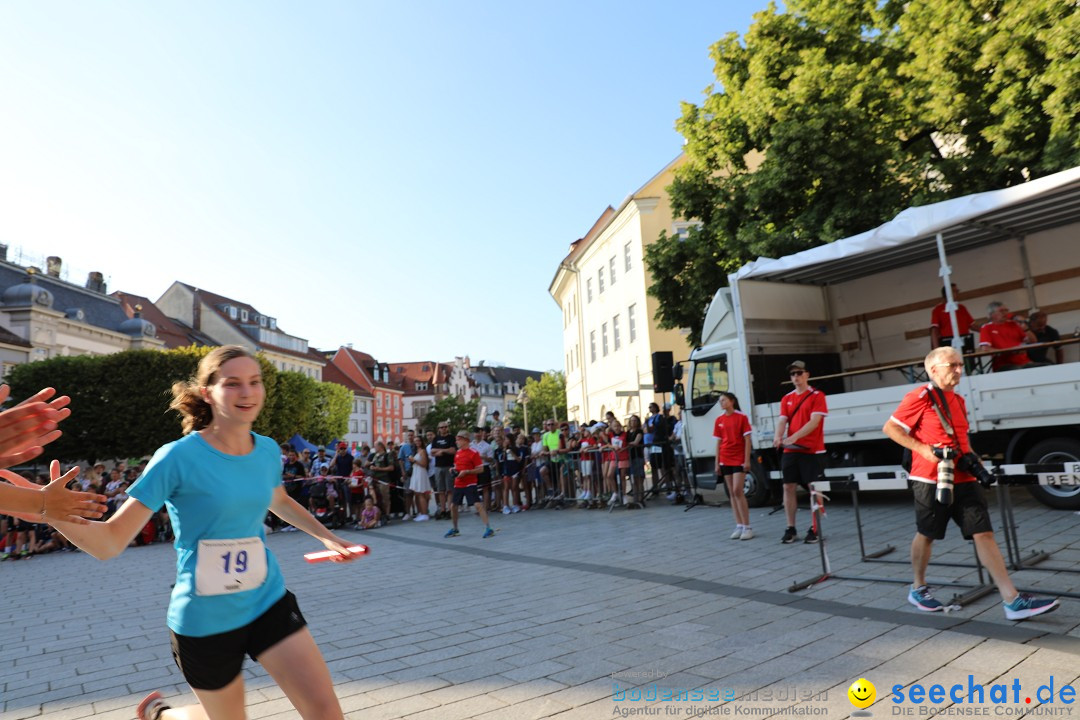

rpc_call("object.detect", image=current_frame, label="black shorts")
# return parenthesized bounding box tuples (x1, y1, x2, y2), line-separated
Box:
(452, 485, 481, 506)
(781, 453, 823, 486)
(476, 468, 492, 488)
(170, 590, 307, 690)
(718, 465, 745, 476)
(913, 481, 993, 540)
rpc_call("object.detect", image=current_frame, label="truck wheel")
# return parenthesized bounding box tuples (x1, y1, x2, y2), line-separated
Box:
(1024, 439, 1080, 510)
(744, 458, 772, 508)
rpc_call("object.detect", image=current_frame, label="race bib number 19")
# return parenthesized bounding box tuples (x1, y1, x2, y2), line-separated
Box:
(195, 537, 268, 596)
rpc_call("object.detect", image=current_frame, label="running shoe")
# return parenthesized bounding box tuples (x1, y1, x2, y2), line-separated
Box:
(804, 528, 819, 544)
(136, 691, 171, 720)
(501, 506, 512, 515)
(444, 528, 460, 538)
(482, 527, 495, 539)
(781, 527, 798, 544)
(1003, 593, 1060, 620)
(730, 527, 743, 540)
(510, 505, 521, 513)
(740, 528, 754, 540)
(413, 514, 429, 522)
(908, 585, 945, 612)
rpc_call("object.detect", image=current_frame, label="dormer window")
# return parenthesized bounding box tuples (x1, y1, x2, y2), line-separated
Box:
(258, 315, 267, 327)
(227, 306, 238, 320)
(269, 318, 277, 329)
(240, 309, 249, 322)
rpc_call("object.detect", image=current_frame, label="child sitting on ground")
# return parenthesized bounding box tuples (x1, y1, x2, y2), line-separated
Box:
(359, 497, 380, 530)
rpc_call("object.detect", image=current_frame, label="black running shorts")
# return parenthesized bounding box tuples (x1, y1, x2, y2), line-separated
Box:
(170, 590, 307, 690)
(913, 481, 993, 540)
(781, 453, 823, 487)
(452, 485, 480, 506)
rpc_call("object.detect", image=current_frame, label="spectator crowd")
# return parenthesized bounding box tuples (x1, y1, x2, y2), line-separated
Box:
(0, 405, 690, 560)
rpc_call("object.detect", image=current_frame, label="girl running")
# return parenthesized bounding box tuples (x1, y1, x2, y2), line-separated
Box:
(48, 346, 358, 720)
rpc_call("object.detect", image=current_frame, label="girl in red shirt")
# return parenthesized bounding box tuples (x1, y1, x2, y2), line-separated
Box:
(713, 392, 753, 540)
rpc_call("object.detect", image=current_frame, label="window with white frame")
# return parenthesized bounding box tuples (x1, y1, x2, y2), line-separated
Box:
(377, 393, 382, 409)
(360, 420, 368, 433)
(240, 308, 249, 322)
(613, 314, 621, 351)
(628, 304, 637, 342)
(672, 220, 703, 240)
(598, 267, 605, 294)
(624, 242, 632, 272)
(602, 323, 609, 356)
(590, 331, 597, 363)
(609, 256, 616, 285)
(587, 278, 593, 302)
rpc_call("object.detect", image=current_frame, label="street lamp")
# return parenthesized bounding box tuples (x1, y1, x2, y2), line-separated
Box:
(517, 389, 529, 431)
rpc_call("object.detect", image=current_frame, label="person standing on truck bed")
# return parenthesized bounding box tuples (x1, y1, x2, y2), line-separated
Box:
(882, 346, 1059, 620)
(772, 360, 828, 544)
(929, 283, 981, 352)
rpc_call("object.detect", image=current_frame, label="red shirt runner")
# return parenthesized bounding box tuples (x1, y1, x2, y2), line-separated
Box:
(453, 447, 483, 488)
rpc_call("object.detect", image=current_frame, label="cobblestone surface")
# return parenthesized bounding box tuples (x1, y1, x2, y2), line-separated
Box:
(4, 487, 1080, 719)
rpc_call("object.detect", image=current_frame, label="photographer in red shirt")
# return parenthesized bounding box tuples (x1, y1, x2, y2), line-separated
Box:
(883, 346, 1058, 620)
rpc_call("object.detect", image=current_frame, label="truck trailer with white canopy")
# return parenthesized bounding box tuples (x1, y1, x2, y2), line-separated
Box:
(680, 166, 1080, 509)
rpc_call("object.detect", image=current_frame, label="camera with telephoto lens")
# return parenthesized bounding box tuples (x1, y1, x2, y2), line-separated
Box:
(957, 452, 995, 488)
(932, 446, 956, 505)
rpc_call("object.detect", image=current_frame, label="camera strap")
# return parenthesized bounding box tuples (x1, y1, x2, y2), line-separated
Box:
(926, 385, 956, 438)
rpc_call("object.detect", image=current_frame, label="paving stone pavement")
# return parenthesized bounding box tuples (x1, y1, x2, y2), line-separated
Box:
(4, 487, 1080, 719)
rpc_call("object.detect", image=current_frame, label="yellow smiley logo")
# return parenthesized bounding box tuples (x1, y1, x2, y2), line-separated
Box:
(848, 678, 876, 709)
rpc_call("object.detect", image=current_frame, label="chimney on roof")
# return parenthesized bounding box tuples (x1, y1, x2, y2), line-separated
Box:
(47, 256, 62, 277)
(192, 294, 201, 330)
(86, 271, 106, 293)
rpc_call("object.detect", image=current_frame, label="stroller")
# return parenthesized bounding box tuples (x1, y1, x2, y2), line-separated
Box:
(308, 477, 345, 529)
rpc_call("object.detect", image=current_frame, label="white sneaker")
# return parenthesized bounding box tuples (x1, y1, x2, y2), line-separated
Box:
(414, 514, 429, 522)
(581, 491, 591, 500)
(666, 492, 676, 501)
(510, 505, 521, 513)
(501, 506, 512, 515)
(740, 528, 754, 540)
(730, 527, 743, 540)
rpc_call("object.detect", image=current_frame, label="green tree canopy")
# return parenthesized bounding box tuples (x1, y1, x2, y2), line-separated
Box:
(416, 395, 481, 437)
(4, 346, 348, 463)
(646, 0, 1080, 345)
(504, 372, 566, 430)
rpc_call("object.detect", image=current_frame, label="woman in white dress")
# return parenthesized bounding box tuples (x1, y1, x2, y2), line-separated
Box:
(408, 443, 432, 521)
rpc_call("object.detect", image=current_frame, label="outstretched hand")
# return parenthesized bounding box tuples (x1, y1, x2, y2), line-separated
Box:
(0, 461, 108, 525)
(319, 534, 361, 563)
(0, 385, 72, 469)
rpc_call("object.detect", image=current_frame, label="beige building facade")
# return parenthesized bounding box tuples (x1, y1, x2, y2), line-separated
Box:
(549, 154, 697, 424)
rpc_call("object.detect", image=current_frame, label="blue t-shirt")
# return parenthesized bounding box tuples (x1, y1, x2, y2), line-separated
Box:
(128, 432, 286, 637)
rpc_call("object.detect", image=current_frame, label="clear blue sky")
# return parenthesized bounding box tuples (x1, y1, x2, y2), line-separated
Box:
(0, 1, 761, 372)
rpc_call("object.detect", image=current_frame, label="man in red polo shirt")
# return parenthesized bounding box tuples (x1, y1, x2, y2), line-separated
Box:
(883, 346, 1058, 619)
(978, 301, 1036, 371)
(772, 360, 828, 545)
(444, 429, 494, 539)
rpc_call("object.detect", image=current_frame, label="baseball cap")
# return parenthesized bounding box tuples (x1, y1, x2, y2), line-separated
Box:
(786, 360, 807, 373)
(337, 442, 347, 450)
(531, 427, 541, 434)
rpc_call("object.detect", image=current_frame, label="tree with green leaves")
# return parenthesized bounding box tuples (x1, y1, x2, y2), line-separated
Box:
(504, 372, 566, 430)
(646, 0, 1080, 346)
(4, 346, 349, 463)
(417, 395, 480, 436)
